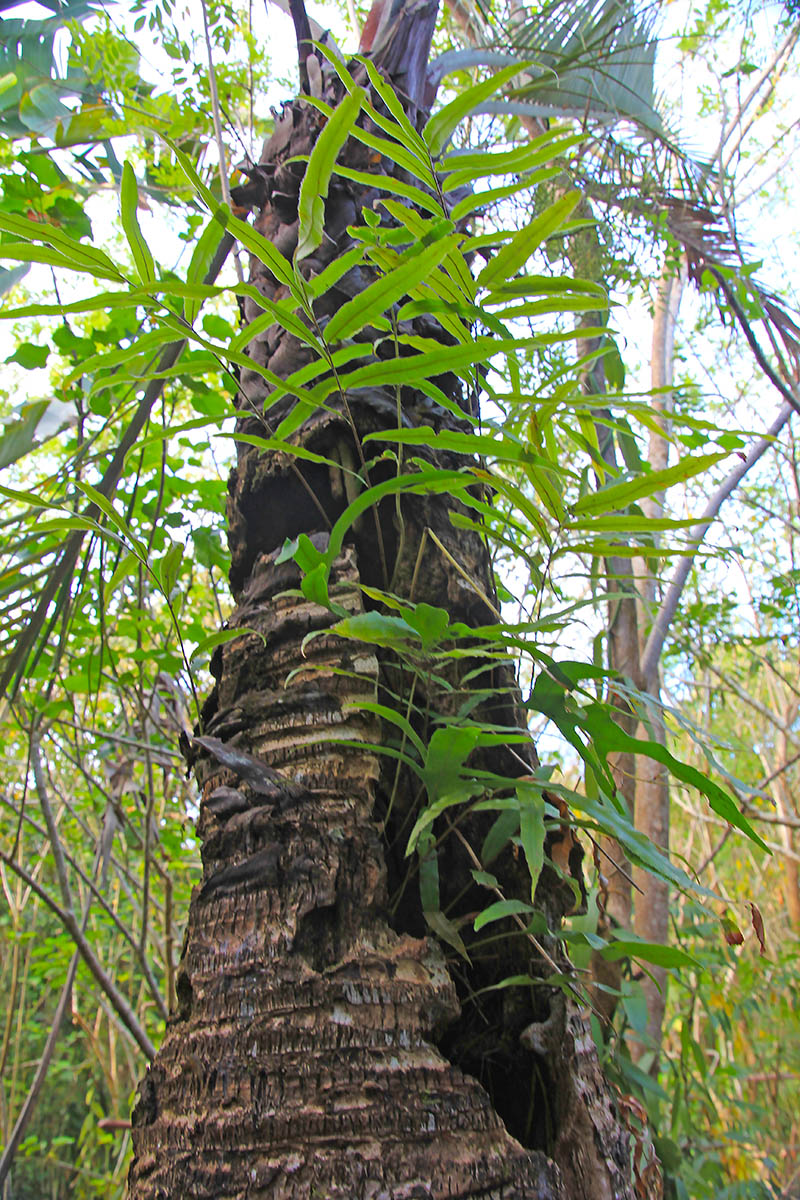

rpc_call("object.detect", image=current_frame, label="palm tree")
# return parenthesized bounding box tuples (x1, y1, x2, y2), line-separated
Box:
(126, 1, 641, 1195)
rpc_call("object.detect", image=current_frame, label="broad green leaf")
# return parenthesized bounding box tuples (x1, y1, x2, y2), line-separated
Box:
(5, 341, 48, 369)
(424, 63, 530, 157)
(120, 161, 155, 284)
(296, 87, 364, 261)
(518, 787, 545, 900)
(331, 610, 420, 649)
(423, 725, 482, 804)
(324, 234, 459, 343)
(481, 809, 520, 866)
(103, 550, 140, 607)
(471, 869, 499, 889)
(600, 938, 699, 969)
(190, 627, 266, 661)
(474, 898, 536, 932)
(403, 603, 451, 651)
(478, 192, 582, 290)
(0, 400, 52, 467)
(573, 452, 727, 515)
(424, 908, 470, 961)
(159, 539, 183, 597)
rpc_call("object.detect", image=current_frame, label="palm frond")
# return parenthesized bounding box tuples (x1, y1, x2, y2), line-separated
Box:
(430, 0, 662, 134)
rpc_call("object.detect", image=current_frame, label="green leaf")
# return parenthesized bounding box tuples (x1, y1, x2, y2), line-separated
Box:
(471, 869, 499, 889)
(332, 336, 530, 394)
(306, 94, 436, 185)
(296, 87, 364, 261)
(478, 192, 582, 290)
(5, 341, 48, 370)
(0, 211, 124, 281)
(184, 211, 227, 325)
(423, 725, 482, 804)
(441, 127, 578, 187)
(424, 909, 470, 962)
(103, 550, 140, 607)
(449, 167, 561, 220)
(344, 700, 426, 759)
(474, 898, 536, 932)
(300, 561, 331, 608)
(159, 539, 183, 596)
(120, 162, 155, 284)
(403, 603, 451, 651)
(518, 787, 545, 900)
(169, 142, 297, 291)
(600, 938, 699, 969)
(190, 627, 265, 661)
(424, 63, 530, 157)
(481, 810, 520, 866)
(326, 468, 473, 564)
(331, 610, 419, 649)
(573, 452, 727, 516)
(324, 234, 459, 343)
(356, 57, 432, 163)
(73, 481, 148, 560)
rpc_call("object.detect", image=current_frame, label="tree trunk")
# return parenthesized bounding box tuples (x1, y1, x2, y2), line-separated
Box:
(631, 261, 685, 1066)
(128, 15, 649, 1197)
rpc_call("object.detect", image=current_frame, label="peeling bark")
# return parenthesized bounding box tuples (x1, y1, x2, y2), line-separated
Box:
(129, 27, 645, 1198)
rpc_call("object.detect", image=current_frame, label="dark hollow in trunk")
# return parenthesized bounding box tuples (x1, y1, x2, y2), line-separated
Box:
(129, 15, 643, 1198)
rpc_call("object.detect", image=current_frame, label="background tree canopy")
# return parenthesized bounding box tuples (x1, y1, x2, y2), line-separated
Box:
(0, 0, 799, 1196)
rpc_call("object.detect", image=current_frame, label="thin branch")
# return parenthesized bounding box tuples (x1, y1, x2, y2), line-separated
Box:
(200, 0, 244, 284)
(641, 400, 794, 683)
(0, 794, 169, 1021)
(709, 268, 800, 417)
(0, 232, 235, 701)
(0, 849, 156, 1060)
(0, 945, 81, 1189)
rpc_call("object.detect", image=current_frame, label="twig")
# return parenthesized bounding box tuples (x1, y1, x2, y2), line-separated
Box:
(641, 400, 794, 684)
(0, 944, 81, 1189)
(0, 231, 235, 701)
(200, 0, 244, 283)
(0, 849, 156, 1060)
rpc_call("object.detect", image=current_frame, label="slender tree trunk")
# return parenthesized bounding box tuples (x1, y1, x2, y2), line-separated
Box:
(128, 16, 647, 1197)
(572, 314, 641, 1030)
(631, 261, 685, 1066)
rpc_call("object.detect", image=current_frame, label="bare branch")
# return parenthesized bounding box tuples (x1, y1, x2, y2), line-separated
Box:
(641, 401, 795, 684)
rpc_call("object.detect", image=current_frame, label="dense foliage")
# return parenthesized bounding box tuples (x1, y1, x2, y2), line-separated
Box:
(1, 0, 799, 1196)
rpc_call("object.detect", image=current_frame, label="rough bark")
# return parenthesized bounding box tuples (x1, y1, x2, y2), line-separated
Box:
(129, 22, 645, 1198)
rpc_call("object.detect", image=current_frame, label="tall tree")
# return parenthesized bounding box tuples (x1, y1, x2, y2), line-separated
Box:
(125, 2, 641, 1195)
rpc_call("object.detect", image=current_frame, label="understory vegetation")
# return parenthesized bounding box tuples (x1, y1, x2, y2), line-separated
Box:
(1, 0, 799, 1196)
